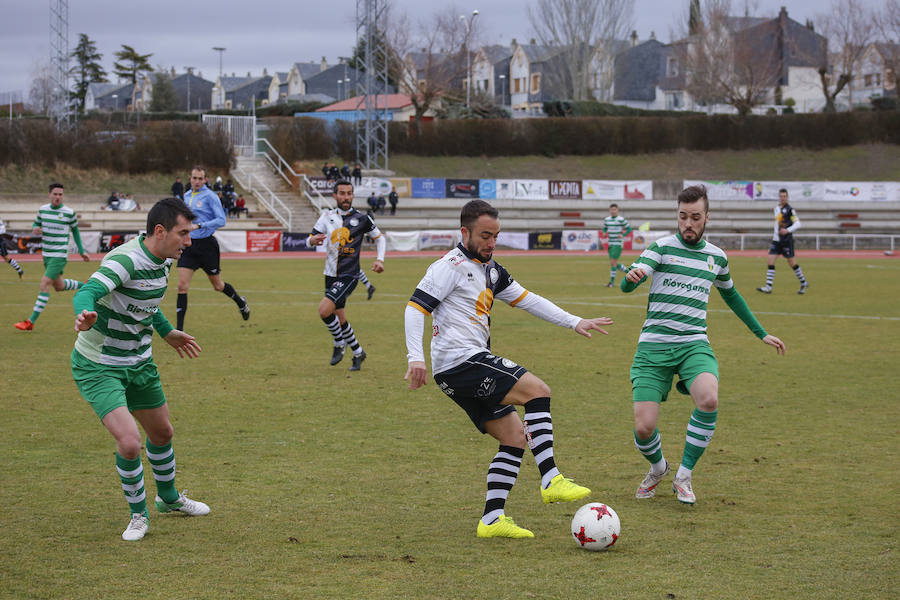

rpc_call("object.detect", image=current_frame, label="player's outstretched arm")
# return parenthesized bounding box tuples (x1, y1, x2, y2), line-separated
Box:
(164, 330, 202, 359)
(621, 266, 647, 292)
(574, 317, 614, 338)
(762, 334, 786, 355)
(405, 360, 428, 390)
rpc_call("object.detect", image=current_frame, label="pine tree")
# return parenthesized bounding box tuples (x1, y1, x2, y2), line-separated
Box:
(113, 45, 153, 110)
(149, 72, 178, 112)
(70, 33, 107, 113)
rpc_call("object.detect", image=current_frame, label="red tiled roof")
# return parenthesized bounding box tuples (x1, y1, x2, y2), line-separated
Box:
(316, 94, 413, 112)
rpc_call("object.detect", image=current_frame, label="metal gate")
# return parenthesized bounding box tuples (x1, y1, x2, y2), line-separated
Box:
(201, 115, 256, 156)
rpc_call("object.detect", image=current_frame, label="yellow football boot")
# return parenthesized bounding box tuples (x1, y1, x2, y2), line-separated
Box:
(476, 514, 535, 539)
(540, 474, 591, 504)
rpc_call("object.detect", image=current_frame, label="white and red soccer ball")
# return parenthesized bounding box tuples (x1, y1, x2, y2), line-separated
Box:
(571, 502, 620, 551)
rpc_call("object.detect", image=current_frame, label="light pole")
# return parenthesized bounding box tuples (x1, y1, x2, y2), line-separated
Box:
(112, 94, 118, 112)
(337, 79, 343, 101)
(498, 74, 506, 107)
(183, 66, 194, 112)
(212, 47, 226, 79)
(460, 9, 479, 108)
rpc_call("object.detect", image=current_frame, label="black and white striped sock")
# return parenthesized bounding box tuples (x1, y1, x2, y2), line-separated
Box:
(524, 397, 560, 489)
(481, 445, 524, 526)
(792, 264, 807, 285)
(322, 315, 344, 347)
(765, 266, 775, 288)
(340, 320, 361, 355)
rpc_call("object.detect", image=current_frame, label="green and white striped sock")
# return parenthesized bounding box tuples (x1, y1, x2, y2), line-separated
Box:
(29, 292, 50, 322)
(116, 453, 147, 515)
(680, 408, 717, 473)
(63, 278, 82, 291)
(146, 440, 178, 504)
(634, 428, 667, 474)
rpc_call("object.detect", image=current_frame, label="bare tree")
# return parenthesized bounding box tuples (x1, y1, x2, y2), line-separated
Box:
(528, 0, 634, 101)
(815, 0, 875, 111)
(27, 60, 54, 115)
(391, 3, 478, 126)
(874, 0, 900, 94)
(677, 0, 781, 115)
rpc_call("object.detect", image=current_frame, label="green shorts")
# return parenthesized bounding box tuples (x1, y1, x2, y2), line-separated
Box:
(43, 257, 68, 280)
(629, 342, 719, 403)
(607, 245, 623, 260)
(71, 350, 167, 420)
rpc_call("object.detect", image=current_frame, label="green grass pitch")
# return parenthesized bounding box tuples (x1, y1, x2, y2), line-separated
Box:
(1, 253, 897, 599)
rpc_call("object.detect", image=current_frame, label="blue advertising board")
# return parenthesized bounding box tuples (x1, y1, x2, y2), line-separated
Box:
(411, 178, 446, 198)
(479, 179, 497, 199)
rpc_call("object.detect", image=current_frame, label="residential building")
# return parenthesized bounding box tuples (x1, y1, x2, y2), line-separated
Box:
(471, 44, 512, 106)
(212, 73, 273, 110)
(302, 94, 436, 123)
(852, 42, 899, 102)
(508, 39, 567, 116)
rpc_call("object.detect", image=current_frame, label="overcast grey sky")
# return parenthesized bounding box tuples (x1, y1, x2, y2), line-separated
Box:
(0, 0, 885, 98)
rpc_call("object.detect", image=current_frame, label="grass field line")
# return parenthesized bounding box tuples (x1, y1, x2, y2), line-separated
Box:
(865, 264, 900, 270)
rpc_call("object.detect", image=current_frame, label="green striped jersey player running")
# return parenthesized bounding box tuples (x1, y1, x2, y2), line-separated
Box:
(603, 204, 631, 287)
(72, 198, 210, 542)
(620, 185, 785, 505)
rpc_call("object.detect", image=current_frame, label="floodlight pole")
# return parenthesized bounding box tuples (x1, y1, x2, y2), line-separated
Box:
(461, 9, 478, 109)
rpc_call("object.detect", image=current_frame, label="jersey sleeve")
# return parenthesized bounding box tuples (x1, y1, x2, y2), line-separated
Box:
(90, 254, 134, 292)
(786, 209, 801, 233)
(713, 256, 734, 290)
(493, 263, 528, 305)
(630, 242, 661, 276)
(408, 258, 458, 315)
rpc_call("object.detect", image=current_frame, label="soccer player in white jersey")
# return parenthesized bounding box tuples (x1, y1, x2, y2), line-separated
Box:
(405, 199, 614, 539)
(756, 188, 808, 295)
(14, 182, 90, 331)
(0, 216, 25, 278)
(72, 198, 210, 541)
(621, 185, 785, 504)
(307, 180, 386, 371)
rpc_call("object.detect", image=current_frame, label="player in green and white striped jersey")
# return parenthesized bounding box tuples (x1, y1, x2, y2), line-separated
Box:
(621, 185, 785, 505)
(14, 183, 90, 331)
(72, 198, 209, 541)
(602, 204, 631, 287)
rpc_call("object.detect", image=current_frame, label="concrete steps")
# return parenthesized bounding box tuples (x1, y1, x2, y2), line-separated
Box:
(233, 155, 320, 233)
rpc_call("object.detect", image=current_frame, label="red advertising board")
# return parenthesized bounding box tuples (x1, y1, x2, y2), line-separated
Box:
(247, 230, 282, 252)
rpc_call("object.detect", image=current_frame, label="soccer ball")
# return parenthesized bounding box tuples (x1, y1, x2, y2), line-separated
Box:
(571, 502, 620, 551)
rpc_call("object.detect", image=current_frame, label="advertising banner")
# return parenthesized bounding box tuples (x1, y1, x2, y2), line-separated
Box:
(514, 179, 549, 200)
(528, 231, 562, 250)
(445, 179, 480, 198)
(71, 231, 102, 253)
(495, 179, 516, 199)
(823, 181, 900, 202)
(16, 236, 41, 253)
(308, 176, 332, 194)
(385, 231, 419, 251)
(411, 178, 446, 198)
(583, 180, 653, 200)
(419, 230, 459, 249)
(479, 179, 497, 199)
(214, 231, 248, 252)
(549, 180, 582, 200)
(600, 230, 634, 250)
(389, 178, 412, 198)
(282, 232, 316, 251)
(631, 230, 671, 251)
(99, 232, 137, 253)
(496, 231, 529, 250)
(247, 231, 281, 252)
(354, 177, 392, 198)
(683, 180, 754, 200)
(562, 230, 600, 251)
(752, 181, 823, 201)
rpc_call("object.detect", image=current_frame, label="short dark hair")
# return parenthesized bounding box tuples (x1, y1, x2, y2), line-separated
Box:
(48, 182, 64, 193)
(460, 200, 499, 230)
(146, 198, 196, 233)
(609, 203, 619, 209)
(677, 185, 708, 212)
(190, 165, 207, 177)
(779, 188, 788, 195)
(333, 179, 353, 194)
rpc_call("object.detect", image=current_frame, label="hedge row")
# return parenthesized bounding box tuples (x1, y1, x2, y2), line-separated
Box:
(0, 120, 232, 172)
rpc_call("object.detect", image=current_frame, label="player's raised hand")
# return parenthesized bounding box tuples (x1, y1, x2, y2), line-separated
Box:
(405, 360, 428, 390)
(75, 309, 98, 332)
(762, 334, 786, 355)
(625, 267, 645, 283)
(575, 317, 613, 338)
(164, 330, 202, 359)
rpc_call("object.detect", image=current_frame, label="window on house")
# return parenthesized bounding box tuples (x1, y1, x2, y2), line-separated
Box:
(225, 100, 232, 109)
(875, 73, 881, 87)
(514, 78, 522, 93)
(667, 57, 679, 78)
(483, 79, 489, 90)
(864, 74, 873, 87)
(531, 73, 541, 93)
(666, 92, 683, 109)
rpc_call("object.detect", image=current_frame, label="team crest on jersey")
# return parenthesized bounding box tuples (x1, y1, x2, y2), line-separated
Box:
(707, 256, 715, 271)
(349, 218, 359, 227)
(501, 358, 516, 369)
(331, 227, 352, 246)
(490, 268, 498, 284)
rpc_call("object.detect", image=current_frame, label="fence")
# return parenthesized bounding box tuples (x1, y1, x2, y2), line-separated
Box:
(202, 114, 256, 156)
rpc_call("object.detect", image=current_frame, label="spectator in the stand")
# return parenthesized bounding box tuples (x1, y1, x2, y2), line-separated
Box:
(329, 164, 341, 182)
(233, 195, 248, 218)
(388, 186, 398, 215)
(224, 179, 235, 197)
(367, 192, 378, 214)
(341, 164, 351, 179)
(213, 176, 223, 194)
(376, 194, 386, 215)
(107, 191, 119, 210)
(322, 162, 331, 181)
(351, 163, 362, 186)
(171, 177, 184, 200)
(221, 191, 234, 216)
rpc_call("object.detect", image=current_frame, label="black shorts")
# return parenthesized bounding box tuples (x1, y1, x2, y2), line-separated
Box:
(325, 276, 358, 309)
(433, 352, 528, 433)
(768, 237, 795, 258)
(177, 236, 221, 275)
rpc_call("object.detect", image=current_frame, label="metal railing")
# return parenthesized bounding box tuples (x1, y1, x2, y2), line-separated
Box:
(231, 165, 292, 230)
(254, 137, 334, 213)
